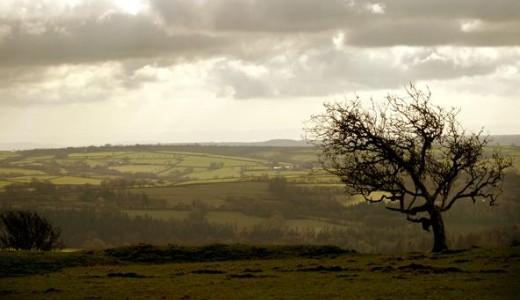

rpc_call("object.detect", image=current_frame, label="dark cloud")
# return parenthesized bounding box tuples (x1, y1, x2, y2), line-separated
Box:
(0, 14, 230, 67)
(151, 0, 359, 32)
(383, 0, 520, 22)
(346, 18, 520, 47)
(150, 0, 520, 46)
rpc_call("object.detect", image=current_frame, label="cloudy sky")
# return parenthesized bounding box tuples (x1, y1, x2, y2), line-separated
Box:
(0, 0, 519, 148)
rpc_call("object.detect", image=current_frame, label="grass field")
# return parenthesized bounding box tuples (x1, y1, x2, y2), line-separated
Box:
(0, 181, 10, 189)
(3, 145, 517, 190)
(110, 164, 170, 174)
(187, 167, 243, 180)
(0, 147, 304, 190)
(0, 167, 46, 175)
(123, 210, 191, 221)
(0, 244, 518, 299)
(1, 144, 519, 250)
(285, 219, 350, 231)
(7, 175, 59, 183)
(205, 211, 267, 227)
(49, 176, 104, 185)
(122, 210, 359, 232)
(128, 182, 272, 207)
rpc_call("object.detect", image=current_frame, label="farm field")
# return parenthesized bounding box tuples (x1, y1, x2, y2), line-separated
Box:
(1, 144, 518, 190)
(1, 143, 520, 252)
(128, 182, 272, 205)
(0, 244, 518, 299)
(123, 209, 191, 221)
(0, 145, 318, 189)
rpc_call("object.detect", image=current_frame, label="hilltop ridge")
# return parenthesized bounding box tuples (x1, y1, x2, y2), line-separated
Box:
(2, 135, 519, 151)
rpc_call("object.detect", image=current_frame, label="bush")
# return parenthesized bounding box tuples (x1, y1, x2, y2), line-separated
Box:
(0, 210, 64, 251)
(104, 243, 353, 263)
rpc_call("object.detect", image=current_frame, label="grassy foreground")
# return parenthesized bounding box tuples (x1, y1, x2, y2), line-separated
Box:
(0, 244, 519, 299)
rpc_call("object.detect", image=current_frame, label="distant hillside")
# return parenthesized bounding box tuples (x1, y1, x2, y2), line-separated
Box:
(490, 135, 520, 146)
(217, 136, 520, 147)
(1, 136, 518, 151)
(233, 136, 520, 147)
(0, 143, 61, 151)
(209, 139, 312, 147)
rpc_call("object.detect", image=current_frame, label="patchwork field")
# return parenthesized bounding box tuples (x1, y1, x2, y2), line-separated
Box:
(1, 144, 519, 253)
(2, 145, 517, 190)
(128, 181, 273, 207)
(0, 146, 318, 189)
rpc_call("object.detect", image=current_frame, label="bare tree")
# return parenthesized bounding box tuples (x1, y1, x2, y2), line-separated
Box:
(306, 84, 512, 252)
(0, 210, 64, 251)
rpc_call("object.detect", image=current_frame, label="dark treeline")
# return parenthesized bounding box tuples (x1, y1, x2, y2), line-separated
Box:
(4, 196, 516, 253)
(0, 207, 435, 252)
(0, 179, 166, 209)
(1, 169, 519, 253)
(49, 207, 520, 253)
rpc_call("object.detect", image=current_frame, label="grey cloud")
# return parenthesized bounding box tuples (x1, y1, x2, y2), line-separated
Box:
(0, 0, 518, 106)
(150, 0, 520, 47)
(0, 63, 124, 106)
(383, 0, 520, 22)
(403, 52, 497, 80)
(346, 19, 520, 47)
(210, 60, 275, 99)
(0, 0, 517, 70)
(151, 0, 359, 32)
(0, 14, 229, 67)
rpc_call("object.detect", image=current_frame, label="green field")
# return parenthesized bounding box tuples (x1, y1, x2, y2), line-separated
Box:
(0, 167, 46, 175)
(0, 181, 10, 189)
(0, 245, 518, 299)
(123, 210, 191, 221)
(3, 144, 516, 189)
(187, 166, 243, 180)
(50, 176, 104, 185)
(110, 164, 171, 174)
(1, 144, 519, 253)
(0, 146, 319, 190)
(7, 175, 59, 183)
(205, 211, 267, 227)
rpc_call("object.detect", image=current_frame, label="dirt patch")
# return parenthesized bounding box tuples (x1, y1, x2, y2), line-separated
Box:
(370, 265, 394, 272)
(106, 272, 151, 278)
(298, 265, 346, 272)
(43, 288, 61, 293)
(397, 263, 465, 274)
(452, 259, 470, 263)
(243, 268, 263, 273)
(478, 269, 507, 274)
(228, 273, 275, 279)
(191, 269, 226, 274)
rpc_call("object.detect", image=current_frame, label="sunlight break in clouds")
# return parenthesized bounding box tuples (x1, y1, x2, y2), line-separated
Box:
(112, 0, 148, 15)
(0, 0, 519, 148)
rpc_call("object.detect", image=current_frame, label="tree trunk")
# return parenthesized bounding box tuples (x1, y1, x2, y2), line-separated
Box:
(429, 207, 448, 252)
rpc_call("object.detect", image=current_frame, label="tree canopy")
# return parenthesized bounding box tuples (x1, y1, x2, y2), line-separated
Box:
(306, 84, 512, 252)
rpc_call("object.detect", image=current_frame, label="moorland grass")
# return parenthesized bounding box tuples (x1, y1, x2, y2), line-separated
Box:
(0, 244, 518, 299)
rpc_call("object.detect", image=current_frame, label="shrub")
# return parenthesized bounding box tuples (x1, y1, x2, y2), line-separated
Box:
(0, 210, 64, 251)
